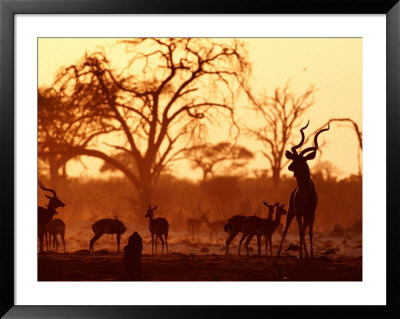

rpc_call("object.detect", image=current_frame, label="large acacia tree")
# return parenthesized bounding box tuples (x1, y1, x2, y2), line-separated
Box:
(184, 142, 253, 181)
(39, 38, 250, 210)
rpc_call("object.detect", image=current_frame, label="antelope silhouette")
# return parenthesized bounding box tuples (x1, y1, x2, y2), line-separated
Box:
(242, 202, 279, 256)
(47, 218, 66, 252)
(89, 218, 127, 252)
(201, 212, 225, 243)
(38, 181, 65, 253)
(277, 121, 330, 258)
(224, 215, 247, 255)
(224, 203, 277, 255)
(145, 205, 169, 254)
(187, 211, 207, 242)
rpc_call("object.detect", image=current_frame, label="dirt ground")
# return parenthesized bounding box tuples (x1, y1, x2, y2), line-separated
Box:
(38, 251, 362, 281)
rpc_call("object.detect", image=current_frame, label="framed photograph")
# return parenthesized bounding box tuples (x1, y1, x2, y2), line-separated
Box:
(1, 0, 399, 318)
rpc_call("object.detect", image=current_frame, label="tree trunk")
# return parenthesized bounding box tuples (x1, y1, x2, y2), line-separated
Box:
(272, 167, 281, 187)
(48, 157, 60, 189)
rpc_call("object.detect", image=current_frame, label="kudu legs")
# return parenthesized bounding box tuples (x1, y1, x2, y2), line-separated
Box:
(277, 211, 296, 256)
(278, 210, 315, 258)
(297, 215, 315, 259)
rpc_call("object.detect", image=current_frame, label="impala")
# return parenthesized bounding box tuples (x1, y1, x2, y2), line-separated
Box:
(201, 212, 226, 243)
(277, 121, 330, 258)
(38, 181, 65, 253)
(47, 218, 66, 252)
(187, 211, 206, 242)
(224, 202, 277, 255)
(145, 205, 169, 254)
(89, 218, 127, 252)
(263, 203, 287, 256)
(242, 202, 279, 256)
(224, 215, 247, 255)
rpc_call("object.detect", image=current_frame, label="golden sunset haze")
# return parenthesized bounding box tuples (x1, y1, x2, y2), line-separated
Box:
(38, 38, 362, 180)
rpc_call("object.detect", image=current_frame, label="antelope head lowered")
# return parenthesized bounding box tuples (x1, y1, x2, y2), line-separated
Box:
(277, 121, 330, 258)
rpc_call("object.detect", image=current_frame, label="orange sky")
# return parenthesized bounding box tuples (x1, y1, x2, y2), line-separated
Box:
(38, 38, 362, 180)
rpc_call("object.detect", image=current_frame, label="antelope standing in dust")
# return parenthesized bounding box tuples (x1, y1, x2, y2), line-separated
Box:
(201, 212, 226, 243)
(224, 202, 277, 255)
(187, 211, 207, 242)
(277, 121, 330, 258)
(47, 218, 66, 252)
(89, 215, 127, 252)
(242, 202, 280, 256)
(224, 215, 247, 255)
(243, 202, 287, 256)
(145, 205, 169, 254)
(38, 181, 65, 253)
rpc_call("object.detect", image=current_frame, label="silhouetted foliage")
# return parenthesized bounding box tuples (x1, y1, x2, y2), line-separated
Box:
(185, 142, 253, 181)
(39, 38, 251, 211)
(245, 82, 316, 186)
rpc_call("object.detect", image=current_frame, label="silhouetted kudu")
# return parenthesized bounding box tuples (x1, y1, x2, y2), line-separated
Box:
(145, 205, 169, 254)
(124, 232, 143, 280)
(38, 181, 65, 253)
(89, 218, 127, 252)
(277, 121, 330, 258)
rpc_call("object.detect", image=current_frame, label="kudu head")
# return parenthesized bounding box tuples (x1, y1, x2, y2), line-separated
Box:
(38, 181, 65, 211)
(145, 205, 159, 219)
(285, 121, 330, 180)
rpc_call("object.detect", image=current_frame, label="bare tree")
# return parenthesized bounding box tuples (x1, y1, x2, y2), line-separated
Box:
(310, 118, 362, 175)
(246, 82, 316, 186)
(38, 38, 250, 211)
(184, 142, 253, 181)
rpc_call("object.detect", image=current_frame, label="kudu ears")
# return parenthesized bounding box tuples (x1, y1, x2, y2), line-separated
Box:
(285, 150, 294, 160)
(152, 205, 159, 211)
(303, 151, 316, 161)
(262, 201, 269, 207)
(279, 204, 286, 209)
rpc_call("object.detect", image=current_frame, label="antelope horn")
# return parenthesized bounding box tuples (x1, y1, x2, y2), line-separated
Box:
(38, 180, 56, 196)
(291, 120, 310, 153)
(300, 123, 330, 157)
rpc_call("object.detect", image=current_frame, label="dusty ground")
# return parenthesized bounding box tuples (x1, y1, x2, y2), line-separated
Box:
(38, 251, 361, 281)
(38, 223, 362, 281)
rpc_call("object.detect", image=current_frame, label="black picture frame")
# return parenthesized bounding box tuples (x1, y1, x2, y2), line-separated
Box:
(1, 0, 399, 318)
